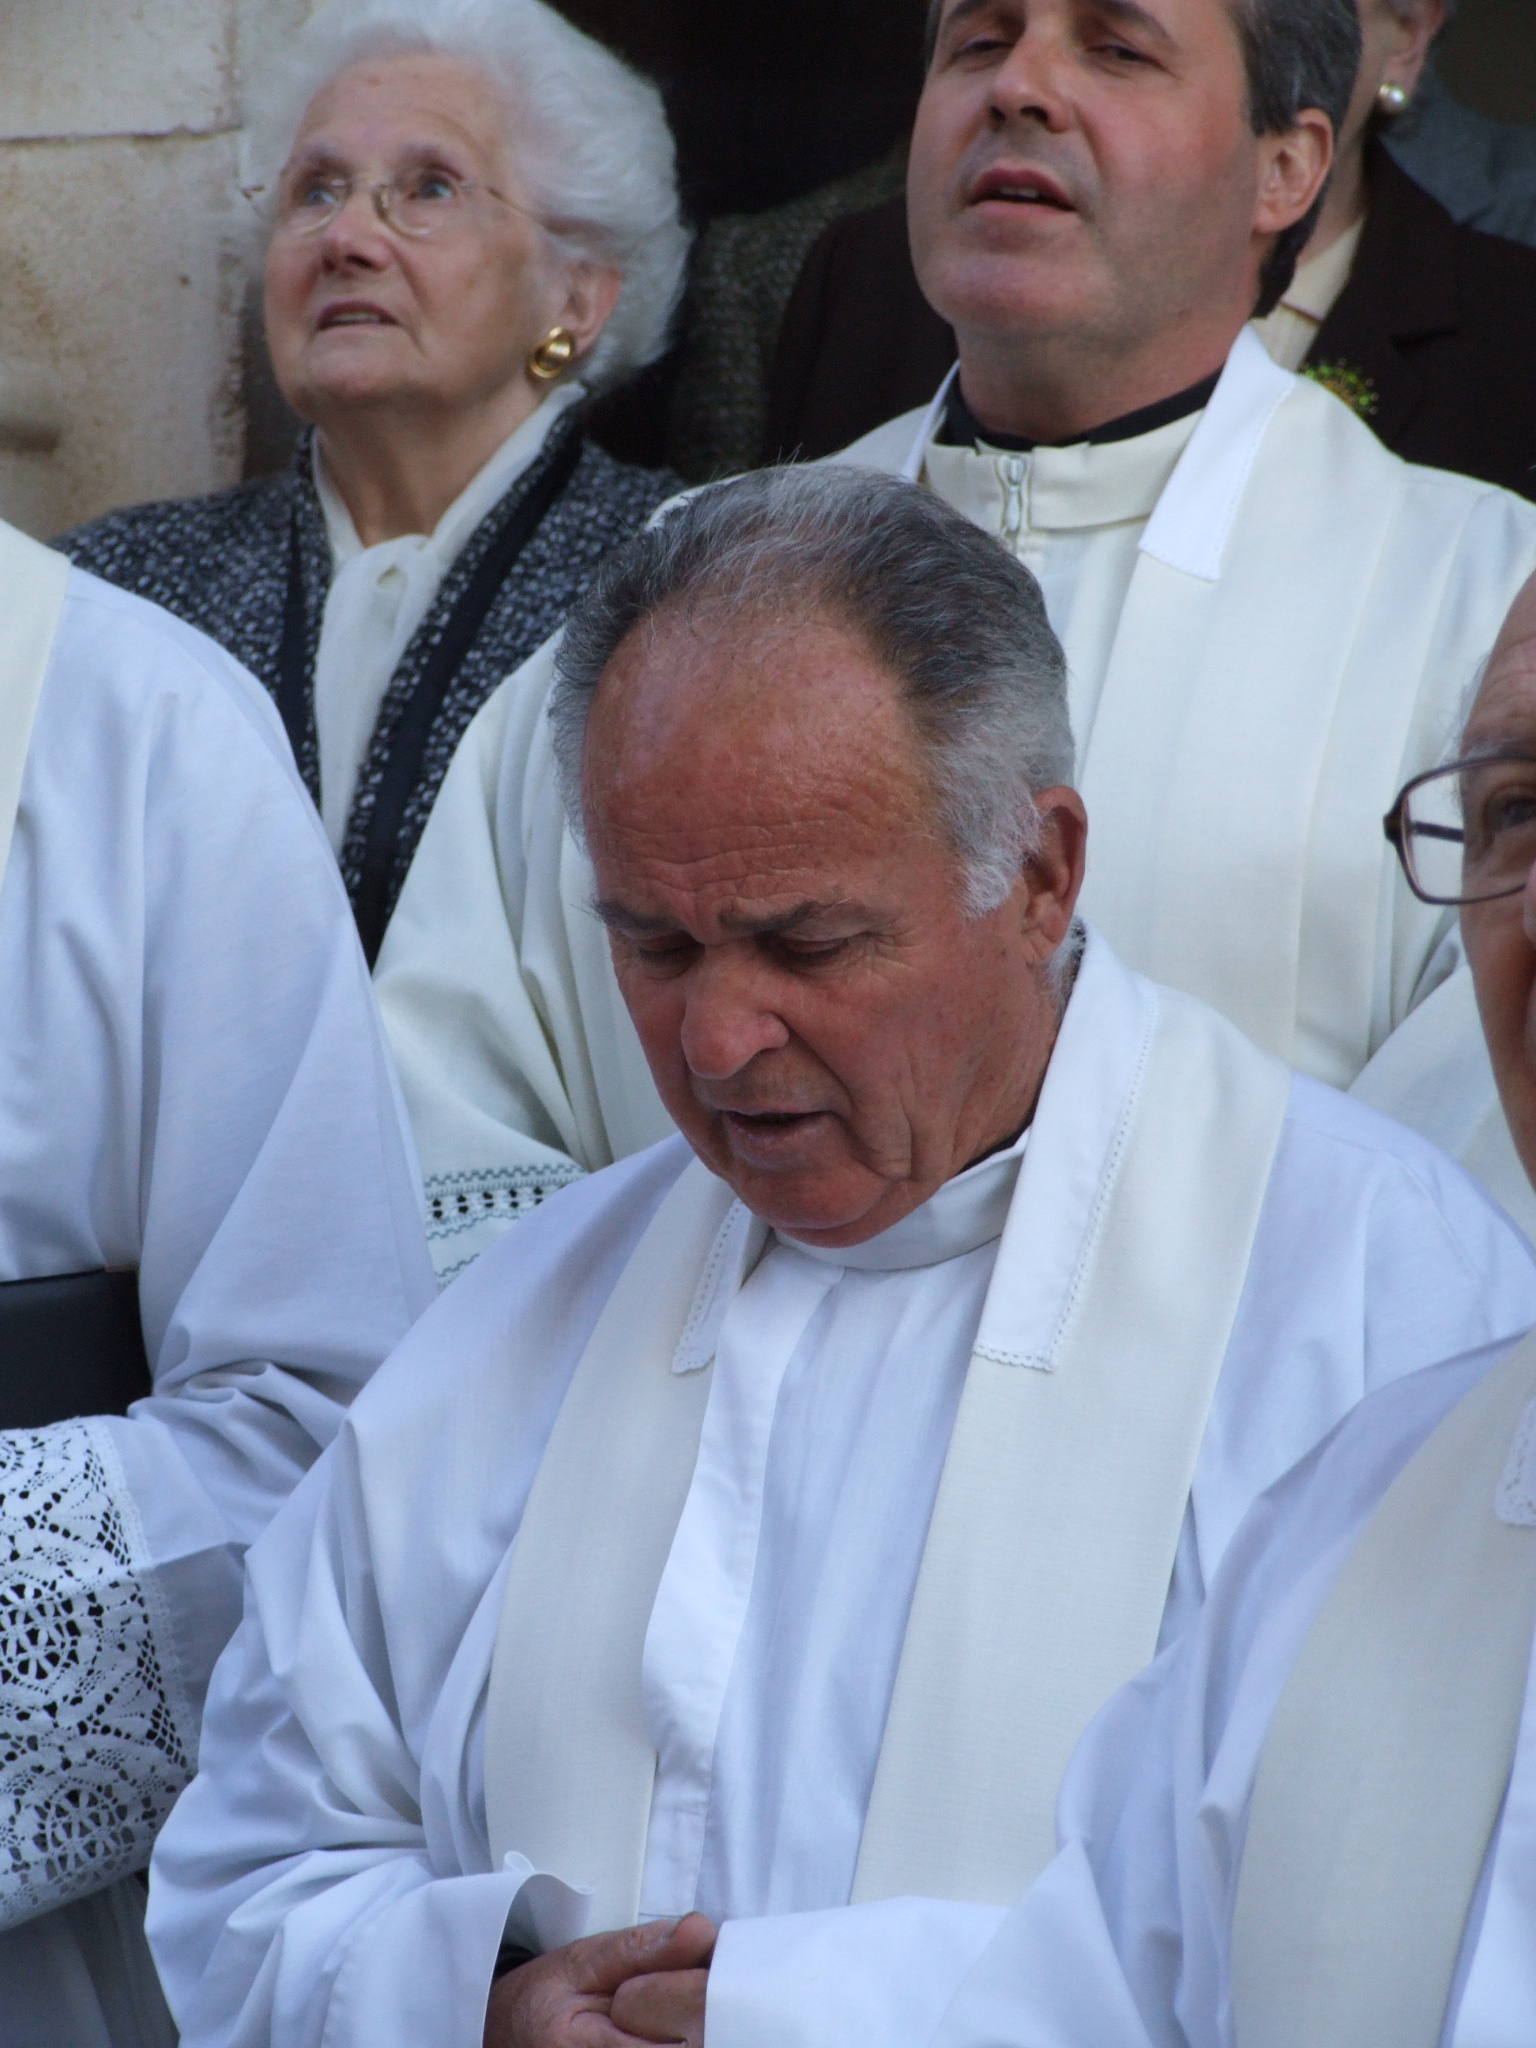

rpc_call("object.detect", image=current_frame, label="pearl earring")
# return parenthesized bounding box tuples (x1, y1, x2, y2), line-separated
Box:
(1376, 80, 1410, 117)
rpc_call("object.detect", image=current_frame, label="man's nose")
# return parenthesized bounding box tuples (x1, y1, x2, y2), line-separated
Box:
(679, 952, 791, 1080)
(988, 18, 1072, 128)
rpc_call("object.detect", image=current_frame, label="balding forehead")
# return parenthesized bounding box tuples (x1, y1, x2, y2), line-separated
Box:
(1466, 623, 1536, 747)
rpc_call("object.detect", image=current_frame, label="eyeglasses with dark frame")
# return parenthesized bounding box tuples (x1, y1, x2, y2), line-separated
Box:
(1384, 752, 1536, 907)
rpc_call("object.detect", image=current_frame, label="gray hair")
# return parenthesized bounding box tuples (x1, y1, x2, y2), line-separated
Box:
(550, 465, 1075, 919)
(241, 0, 689, 393)
(922, 0, 1359, 316)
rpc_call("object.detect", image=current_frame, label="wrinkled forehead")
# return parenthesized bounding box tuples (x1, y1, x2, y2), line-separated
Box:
(581, 609, 939, 866)
(291, 51, 510, 171)
(587, 605, 916, 773)
(1466, 600, 1536, 748)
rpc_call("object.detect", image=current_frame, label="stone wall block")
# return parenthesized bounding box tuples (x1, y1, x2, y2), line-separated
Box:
(0, 0, 240, 142)
(0, 133, 247, 536)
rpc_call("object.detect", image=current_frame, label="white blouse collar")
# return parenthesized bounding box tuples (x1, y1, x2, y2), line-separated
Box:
(313, 378, 587, 571)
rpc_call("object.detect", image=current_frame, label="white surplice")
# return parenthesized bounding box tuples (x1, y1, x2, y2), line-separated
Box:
(147, 935, 1536, 2048)
(372, 329, 1536, 1281)
(0, 548, 437, 2046)
(737, 1341, 1536, 2048)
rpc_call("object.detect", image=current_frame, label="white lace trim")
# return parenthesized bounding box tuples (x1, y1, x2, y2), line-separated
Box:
(425, 1162, 586, 1283)
(0, 1422, 192, 1930)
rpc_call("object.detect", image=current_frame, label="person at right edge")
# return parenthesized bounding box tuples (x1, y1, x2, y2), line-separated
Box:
(372, 0, 1536, 1271)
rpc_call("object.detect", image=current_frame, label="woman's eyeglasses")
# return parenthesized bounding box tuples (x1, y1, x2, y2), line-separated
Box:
(244, 163, 516, 241)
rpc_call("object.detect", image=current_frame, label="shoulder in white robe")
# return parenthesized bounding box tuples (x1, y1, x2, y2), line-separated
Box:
(724, 1339, 1536, 2048)
(0, 562, 437, 2044)
(373, 331, 1536, 1275)
(147, 937, 1536, 2048)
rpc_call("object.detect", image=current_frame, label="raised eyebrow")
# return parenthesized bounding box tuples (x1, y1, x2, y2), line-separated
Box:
(1457, 737, 1536, 762)
(937, 0, 1014, 45)
(937, 0, 1174, 55)
(591, 900, 680, 938)
(590, 898, 858, 939)
(1080, 0, 1177, 50)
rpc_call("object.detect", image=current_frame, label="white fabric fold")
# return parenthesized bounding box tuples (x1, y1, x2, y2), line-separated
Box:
(147, 942, 1536, 2048)
(0, 558, 434, 2040)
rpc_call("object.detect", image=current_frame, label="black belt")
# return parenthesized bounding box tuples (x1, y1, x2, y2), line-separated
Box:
(277, 429, 585, 967)
(0, 1269, 152, 1430)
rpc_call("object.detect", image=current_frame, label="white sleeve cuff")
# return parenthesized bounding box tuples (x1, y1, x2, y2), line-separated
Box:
(706, 1897, 1007, 2048)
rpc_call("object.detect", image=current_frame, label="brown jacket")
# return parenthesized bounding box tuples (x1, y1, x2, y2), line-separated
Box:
(764, 142, 1536, 500)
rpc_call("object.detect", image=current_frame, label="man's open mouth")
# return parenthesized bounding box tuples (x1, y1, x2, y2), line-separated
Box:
(969, 168, 1075, 210)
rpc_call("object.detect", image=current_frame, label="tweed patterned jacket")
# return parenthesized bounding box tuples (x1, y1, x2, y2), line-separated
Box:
(63, 414, 679, 943)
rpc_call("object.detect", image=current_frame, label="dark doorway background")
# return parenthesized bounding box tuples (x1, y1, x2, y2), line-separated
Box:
(551, 0, 931, 225)
(1438, 0, 1536, 127)
(555, 0, 931, 467)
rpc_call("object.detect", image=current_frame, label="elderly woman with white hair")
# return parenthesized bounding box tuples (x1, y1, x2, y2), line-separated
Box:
(66, 0, 688, 969)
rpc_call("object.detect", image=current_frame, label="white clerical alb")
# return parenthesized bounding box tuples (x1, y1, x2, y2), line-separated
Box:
(147, 935, 1536, 2048)
(642, 1136, 1023, 1923)
(801, 1342, 1536, 2048)
(0, 523, 435, 2048)
(922, 395, 1199, 751)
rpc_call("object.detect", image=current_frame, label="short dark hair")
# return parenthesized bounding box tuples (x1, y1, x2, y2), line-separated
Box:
(921, 0, 1360, 315)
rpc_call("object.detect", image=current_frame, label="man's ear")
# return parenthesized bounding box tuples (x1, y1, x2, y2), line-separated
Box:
(1018, 787, 1088, 963)
(1253, 108, 1334, 238)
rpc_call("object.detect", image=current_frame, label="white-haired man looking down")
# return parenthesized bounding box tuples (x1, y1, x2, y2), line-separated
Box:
(688, 592, 1536, 2048)
(149, 470, 1536, 2048)
(374, 0, 1536, 1279)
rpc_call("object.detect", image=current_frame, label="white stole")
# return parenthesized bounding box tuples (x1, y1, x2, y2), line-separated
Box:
(890, 332, 1502, 1089)
(483, 978, 1291, 1923)
(0, 519, 69, 890)
(1076, 344, 1419, 1078)
(1233, 1330, 1536, 2048)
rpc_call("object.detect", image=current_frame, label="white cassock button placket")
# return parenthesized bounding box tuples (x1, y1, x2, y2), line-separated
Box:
(637, 1139, 1027, 1923)
(639, 1242, 842, 1919)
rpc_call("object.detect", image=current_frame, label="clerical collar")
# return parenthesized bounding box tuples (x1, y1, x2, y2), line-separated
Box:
(783, 1126, 1029, 1275)
(938, 369, 1220, 456)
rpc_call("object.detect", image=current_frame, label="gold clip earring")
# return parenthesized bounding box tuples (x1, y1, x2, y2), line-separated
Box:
(528, 326, 576, 381)
(1376, 80, 1410, 117)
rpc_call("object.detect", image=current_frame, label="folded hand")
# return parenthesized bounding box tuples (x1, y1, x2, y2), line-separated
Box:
(484, 1912, 717, 2048)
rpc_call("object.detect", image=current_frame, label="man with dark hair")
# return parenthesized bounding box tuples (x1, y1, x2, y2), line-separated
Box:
(366, 0, 1536, 1276)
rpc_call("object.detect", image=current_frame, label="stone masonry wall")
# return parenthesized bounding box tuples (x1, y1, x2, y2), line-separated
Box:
(0, 0, 310, 538)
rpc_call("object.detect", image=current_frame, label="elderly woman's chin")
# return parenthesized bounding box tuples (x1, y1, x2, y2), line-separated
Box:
(286, 327, 433, 419)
